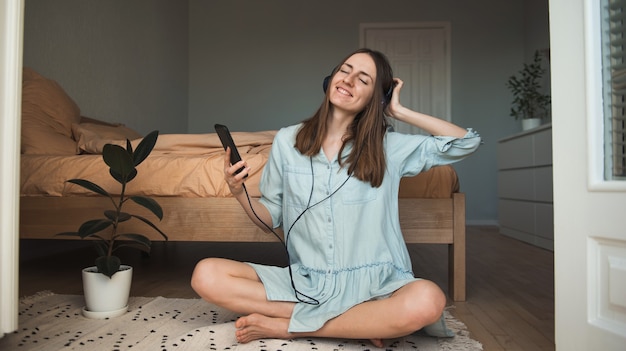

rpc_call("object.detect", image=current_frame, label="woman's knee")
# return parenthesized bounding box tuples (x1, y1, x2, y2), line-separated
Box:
(191, 258, 258, 303)
(190, 257, 224, 298)
(400, 280, 447, 329)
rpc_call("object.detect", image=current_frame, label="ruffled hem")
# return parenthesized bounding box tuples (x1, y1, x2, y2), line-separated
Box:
(247, 261, 418, 332)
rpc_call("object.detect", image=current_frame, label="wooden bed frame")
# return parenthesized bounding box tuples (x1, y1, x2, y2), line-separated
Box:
(19, 192, 466, 301)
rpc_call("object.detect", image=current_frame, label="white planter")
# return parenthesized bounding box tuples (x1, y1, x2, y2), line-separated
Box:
(82, 265, 132, 319)
(522, 118, 542, 130)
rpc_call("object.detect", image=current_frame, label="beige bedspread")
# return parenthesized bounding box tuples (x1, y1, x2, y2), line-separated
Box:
(21, 127, 460, 200)
(21, 132, 276, 198)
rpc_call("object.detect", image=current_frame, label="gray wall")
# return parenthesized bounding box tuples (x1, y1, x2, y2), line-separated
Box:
(23, 0, 189, 134)
(22, 0, 551, 225)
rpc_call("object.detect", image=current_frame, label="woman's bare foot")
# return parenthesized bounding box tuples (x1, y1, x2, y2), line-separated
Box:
(235, 313, 292, 343)
(370, 338, 384, 348)
(235, 313, 386, 347)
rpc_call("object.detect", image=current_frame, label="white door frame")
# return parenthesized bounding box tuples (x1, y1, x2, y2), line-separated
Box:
(0, 0, 23, 336)
(551, 0, 626, 349)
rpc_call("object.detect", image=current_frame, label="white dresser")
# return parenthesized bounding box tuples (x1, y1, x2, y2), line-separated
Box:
(497, 123, 553, 251)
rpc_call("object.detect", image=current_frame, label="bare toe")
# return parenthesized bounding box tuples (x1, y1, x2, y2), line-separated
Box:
(370, 338, 384, 348)
(235, 314, 291, 343)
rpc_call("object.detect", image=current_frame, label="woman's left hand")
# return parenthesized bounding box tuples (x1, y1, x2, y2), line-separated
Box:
(383, 77, 468, 137)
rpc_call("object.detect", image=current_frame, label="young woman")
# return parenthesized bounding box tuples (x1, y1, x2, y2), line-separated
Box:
(191, 48, 481, 347)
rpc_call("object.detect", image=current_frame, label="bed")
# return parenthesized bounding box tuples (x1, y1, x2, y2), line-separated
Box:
(18, 68, 467, 301)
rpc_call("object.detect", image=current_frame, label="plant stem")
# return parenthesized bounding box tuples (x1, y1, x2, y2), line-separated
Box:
(108, 180, 127, 258)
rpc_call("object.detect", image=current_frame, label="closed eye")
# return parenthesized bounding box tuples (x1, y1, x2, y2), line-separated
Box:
(339, 63, 372, 85)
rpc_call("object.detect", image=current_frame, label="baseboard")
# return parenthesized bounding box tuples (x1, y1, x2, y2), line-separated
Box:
(466, 219, 499, 226)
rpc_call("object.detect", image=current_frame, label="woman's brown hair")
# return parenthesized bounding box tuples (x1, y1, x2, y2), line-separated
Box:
(295, 48, 394, 187)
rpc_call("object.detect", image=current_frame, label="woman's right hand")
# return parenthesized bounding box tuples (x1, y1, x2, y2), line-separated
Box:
(385, 78, 404, 118)
(222, 147, 273, 231)
(223, 147, 249, 196)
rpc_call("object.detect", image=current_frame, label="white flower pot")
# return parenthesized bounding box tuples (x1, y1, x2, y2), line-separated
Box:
(81, 265, 132, 319)
(522, 118, 542, 130)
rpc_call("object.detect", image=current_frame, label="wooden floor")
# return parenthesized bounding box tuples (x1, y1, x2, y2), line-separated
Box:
(18, 225, 554, 351)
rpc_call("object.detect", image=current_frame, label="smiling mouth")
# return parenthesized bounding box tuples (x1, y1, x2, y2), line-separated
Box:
(337, 87, 352, 97)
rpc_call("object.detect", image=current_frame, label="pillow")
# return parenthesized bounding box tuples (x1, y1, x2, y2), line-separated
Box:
(20, 120, 78, 155)
(21, 67, 81, 154)
(22, 67, 45, 81)
(72, 122, 143, 154)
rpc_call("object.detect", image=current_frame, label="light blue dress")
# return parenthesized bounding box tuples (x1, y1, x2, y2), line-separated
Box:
(250, 124, 481, 332)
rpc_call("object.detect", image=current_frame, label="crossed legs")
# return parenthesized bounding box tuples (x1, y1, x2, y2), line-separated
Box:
(191, 257, 446, 346)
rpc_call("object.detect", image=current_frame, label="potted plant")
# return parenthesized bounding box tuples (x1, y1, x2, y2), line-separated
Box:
(57, 130, 168, 319)
(506, 50, 551, 130)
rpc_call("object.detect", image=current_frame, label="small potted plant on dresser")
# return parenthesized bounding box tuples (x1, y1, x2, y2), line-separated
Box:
(57, 130, 168, 319)
(506, 50, 551, 130)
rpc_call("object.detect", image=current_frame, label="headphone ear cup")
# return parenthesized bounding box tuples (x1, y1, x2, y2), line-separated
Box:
(323, 75, 331, 93)
(323, 65, 339, 94)
(382, 81, 396, 106)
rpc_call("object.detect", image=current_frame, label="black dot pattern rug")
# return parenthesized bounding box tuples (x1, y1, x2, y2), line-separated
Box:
(0, 292, 482, 351)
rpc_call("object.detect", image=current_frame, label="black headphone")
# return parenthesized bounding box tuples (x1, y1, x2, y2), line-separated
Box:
(322, 68, 395, 107)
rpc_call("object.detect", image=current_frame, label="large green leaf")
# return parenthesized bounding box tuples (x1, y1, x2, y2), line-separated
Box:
(117, 233, 152, 249)
(116, 242, 151, 253)
(78, 219, 112, 239)
(130, 196, 163, 220)
(110, 168, 138, 184)
(133, 130, 159, 167)
(125, 139, 133, 154)
(58, 231, 108, 243)
(95, 255, 121, 278)
(125, 169, 138, 182)
(66, 179, 110, 197)
(103, 144, 135, 184)
(130, 214, 168, 240)
(104, 210, 131, 222)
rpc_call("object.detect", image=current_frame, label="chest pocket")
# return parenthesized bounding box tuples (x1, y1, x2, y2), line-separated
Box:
(284, 165, 313, 209)
(341, 177, 377, 205)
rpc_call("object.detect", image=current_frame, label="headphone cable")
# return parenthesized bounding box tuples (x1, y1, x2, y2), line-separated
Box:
(240, 149, 361, 305)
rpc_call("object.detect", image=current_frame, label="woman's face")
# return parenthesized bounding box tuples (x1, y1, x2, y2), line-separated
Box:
(328, 53, 377, 115)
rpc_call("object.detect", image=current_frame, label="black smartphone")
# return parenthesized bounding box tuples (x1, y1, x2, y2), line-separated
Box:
(214, 124, 247, 177)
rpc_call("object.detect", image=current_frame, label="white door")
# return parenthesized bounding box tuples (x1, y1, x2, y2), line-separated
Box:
(360, 23, 450, 135)
(551, 0, 626, 349)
